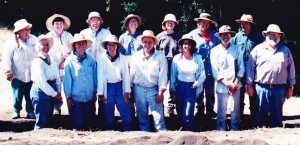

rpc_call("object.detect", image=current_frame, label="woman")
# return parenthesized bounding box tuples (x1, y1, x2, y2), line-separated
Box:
(156, 13, 182, 117)
(45, 14, 74, 115)
(119, 14, 143, 64)
(64, 33, 97, 130)
(2, 19, 37, 119)
(170, 34, 206, 131)
(30, 35, 62, 129)
(118, 14, 143, 117)
(97, 35, 132, 131)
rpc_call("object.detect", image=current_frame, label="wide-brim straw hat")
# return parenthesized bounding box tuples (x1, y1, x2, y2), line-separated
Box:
(67, 33, 93, 50)
(178, 34, 196, 46)
(123, 14, 142, 29)
(86, 11, 104, 24)
(102, 35, 123, 49)
(137, 30, 159, 45)
(194, 13, 216, 24)
(13, 19, 32, 33)
(215, 25, 236, 37)
(46, 14, 71, 31)
(235, 14, 256, 25)
(262, 24, 285, 38)
(162, 13, 178, 25)
(36, 34, 54, 48)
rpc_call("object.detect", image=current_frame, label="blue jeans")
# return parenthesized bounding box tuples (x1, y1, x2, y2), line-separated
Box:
(175, 80, 196, 131)
(254, 83, 287, 128)
(104, 82, 132, 131)
(134, 85, 166, 132)
(69, 100, 93, 130)
(12, 79, 34, 113)
(197, 75, 215, 114)
(216, 89, 241, 131)
(30, 82, 56, 130)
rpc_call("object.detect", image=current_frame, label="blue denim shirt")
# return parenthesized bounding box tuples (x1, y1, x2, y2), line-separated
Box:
(119, 31, 143, 56)
(231, 31, 265, 63)
(188, 29, 220, 75)
(63, 53, 97, 102)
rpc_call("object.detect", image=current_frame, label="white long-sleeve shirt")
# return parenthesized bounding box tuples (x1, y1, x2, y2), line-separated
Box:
(31, 55, 61, 97)
(210, 43, 245, 94)
(97, 53, 131, 98)
(80, 27, 111, 61)
(130, 49, 168, 90)
(46, 30, 73, 66)
(2, 35, 37, 82)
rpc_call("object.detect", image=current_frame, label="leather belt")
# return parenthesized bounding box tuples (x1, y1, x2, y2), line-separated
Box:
(257, 83, 286, 88)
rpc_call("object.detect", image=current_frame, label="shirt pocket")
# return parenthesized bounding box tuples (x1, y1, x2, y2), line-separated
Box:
(149, 64, 160, 77)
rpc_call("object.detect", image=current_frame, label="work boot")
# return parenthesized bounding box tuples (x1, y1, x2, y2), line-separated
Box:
(26, 112, 36, 119)
(11, 112, 20, 119)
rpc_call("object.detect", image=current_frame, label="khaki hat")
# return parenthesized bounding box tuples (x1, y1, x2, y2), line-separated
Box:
(215, 25, 236, 37)
(36, 34, 54, 49)
(235, 14, 255, 25)
(178, 34, 196, 46)
(123, 14, 142, 29)
(102, 35, 123, 49)
(194, 13, 216, 24)
(137, 30, 159, 45)
(86, 11, 104, 24)
(46, 14, 71, 31)
(162, 13, 178, 25)
(262, 24, 284, 38)
(13, 19, 32, 33)
(67, 33, 93, 50)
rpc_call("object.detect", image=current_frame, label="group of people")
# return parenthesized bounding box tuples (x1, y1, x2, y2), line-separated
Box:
(2, 11, 295, 132)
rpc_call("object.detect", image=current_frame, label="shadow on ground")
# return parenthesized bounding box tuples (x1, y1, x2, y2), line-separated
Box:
(1, 113, 300, 132)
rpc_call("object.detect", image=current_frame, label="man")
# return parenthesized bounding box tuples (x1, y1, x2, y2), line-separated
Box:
(231, 14, 264, 122)
(246, 24, 295, 128)
(189, 13, 220, 118)
(80, 11, 111, 120)
(81, 11, 111, 61)
(210, 25, 244, 131)
(130, 30, 168, 132)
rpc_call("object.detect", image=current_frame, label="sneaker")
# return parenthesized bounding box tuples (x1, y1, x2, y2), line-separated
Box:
(26, 112, 36, 119)
(11, 112, 20, 119)
(53, 109, 61, 115)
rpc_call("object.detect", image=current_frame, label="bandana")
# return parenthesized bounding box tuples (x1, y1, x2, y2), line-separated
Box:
(35, 55, 51, 65)
(74, 51, 87, 63)
(106, 52, 119, 62)
(199, 30, 212, 44)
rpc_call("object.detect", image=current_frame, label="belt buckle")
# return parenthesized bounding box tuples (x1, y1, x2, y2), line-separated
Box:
(270, 84, 274, 88)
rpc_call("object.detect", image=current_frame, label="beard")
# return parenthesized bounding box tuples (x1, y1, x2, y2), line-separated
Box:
(266, 38, 280, 48)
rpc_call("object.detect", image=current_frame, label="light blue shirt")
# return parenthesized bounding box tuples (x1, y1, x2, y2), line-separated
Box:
(63, 53, 97, 102)
(170, 53, 206, 95)
(210, 43, 245, 93)
(188, 29, 220, 75)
